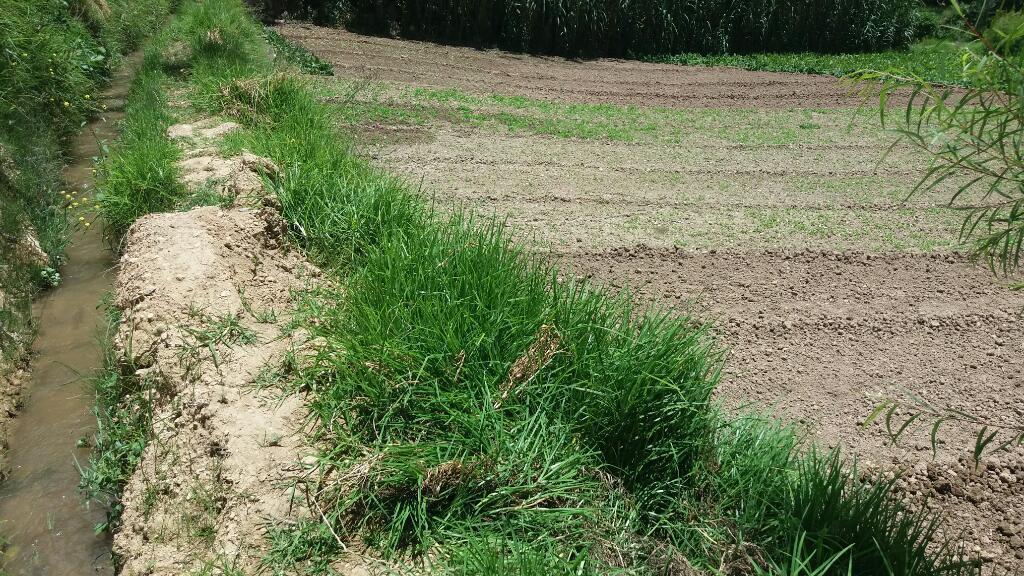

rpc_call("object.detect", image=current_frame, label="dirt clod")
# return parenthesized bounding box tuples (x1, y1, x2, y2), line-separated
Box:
(169, 120, 280, 206)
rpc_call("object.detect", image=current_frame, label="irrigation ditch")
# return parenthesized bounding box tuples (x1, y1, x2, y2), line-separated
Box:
(0, 53, 141, 576)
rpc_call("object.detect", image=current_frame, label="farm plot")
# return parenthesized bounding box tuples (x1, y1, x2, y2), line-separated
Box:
(281, 24, 1024, 569)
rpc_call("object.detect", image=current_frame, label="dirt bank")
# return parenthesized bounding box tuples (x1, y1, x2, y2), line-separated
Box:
(0, 363, 27, 476)
(277, 23, 868, 110)
(112, 205, 317, 574)
(109, 121, 320, 573)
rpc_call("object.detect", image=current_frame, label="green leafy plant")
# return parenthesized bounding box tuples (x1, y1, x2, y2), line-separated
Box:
(857, 0, 1024, 460)
(865, 0, 1024, 274)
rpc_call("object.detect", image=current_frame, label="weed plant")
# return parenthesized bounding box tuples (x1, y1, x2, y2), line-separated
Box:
(264, 27, 334, 75)
(79, 296, 154, 530)
(89, 0, 983, 574)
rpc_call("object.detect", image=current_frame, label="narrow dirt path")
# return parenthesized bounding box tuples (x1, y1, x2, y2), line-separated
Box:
(113, 207, 315, 574)
(0, 54, 140, 576)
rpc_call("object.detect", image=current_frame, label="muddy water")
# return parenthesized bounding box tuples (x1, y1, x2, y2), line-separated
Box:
(0, 55, 139, 575)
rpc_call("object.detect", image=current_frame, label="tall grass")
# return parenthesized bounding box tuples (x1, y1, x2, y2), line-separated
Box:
(336, 0, 920, 56)
(96, 62, 182, 239)
(95, 1, 982, 574)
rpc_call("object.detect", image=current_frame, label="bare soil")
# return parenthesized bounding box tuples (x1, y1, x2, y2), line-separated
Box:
(111, 124, 319, 574)
(278, 23, 867, 110)
(279, 25, 1024, 570)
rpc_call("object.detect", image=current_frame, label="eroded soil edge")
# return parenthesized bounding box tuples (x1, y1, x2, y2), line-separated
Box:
(110, 123, 319, 574)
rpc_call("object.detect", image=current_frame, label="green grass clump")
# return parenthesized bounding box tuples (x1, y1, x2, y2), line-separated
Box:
(92, 1, 982, 574)
(652, 39, 972, 86)
(95, 64, 182, 238)
(96, 0, 271, 238)
(78, 297, 154, 531)
(264, 27, 333, 75)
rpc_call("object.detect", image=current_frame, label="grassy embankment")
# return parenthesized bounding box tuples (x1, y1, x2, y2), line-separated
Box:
(0, 0, 174, 365)
(87, 0, 980, 574)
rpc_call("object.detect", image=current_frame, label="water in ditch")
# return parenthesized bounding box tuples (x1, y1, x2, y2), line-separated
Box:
(0, 54, 140, 575)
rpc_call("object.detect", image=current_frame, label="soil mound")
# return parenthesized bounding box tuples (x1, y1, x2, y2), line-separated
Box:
(111, 186, 319, 571)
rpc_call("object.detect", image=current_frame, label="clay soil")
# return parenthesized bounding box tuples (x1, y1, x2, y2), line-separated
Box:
(280, 25, 1024, 570)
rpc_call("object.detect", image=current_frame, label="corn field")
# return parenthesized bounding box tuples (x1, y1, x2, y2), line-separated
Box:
(333, 0, 920, 56)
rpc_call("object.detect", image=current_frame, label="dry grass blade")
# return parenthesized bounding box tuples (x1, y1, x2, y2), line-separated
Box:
(423, 460, 471, 497)
(494, 324, 561, 409)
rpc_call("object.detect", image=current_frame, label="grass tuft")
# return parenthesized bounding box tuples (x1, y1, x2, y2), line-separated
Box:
(264, 27, 333, 76)
(96, 65, 182, 238)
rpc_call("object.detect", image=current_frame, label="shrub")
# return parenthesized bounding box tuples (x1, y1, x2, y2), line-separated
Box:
(984, 10, 1024, 54)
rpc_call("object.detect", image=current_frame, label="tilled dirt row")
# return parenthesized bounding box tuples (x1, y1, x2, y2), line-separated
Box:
(371, 128, 962, 253)
(110, 122, 319, 575)
(278, 23, 868, 110)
